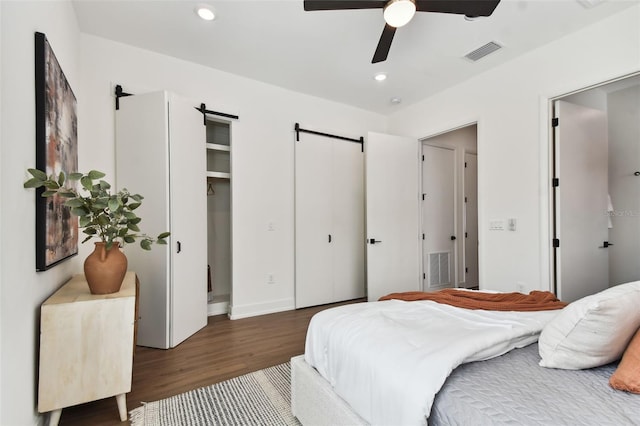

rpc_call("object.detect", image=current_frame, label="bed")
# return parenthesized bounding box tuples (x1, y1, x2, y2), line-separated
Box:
(291, 284, 640, 426)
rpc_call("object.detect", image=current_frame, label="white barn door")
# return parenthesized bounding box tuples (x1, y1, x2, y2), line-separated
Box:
(366, 132, 420, 301)
(116, 91, 207, 349)
(168, 95, 208, 347)
(295, 134, 365, 308)
(295, 135, 334, 308)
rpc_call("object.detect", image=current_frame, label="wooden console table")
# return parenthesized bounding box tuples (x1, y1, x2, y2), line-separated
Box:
(38, 272, 137, 426)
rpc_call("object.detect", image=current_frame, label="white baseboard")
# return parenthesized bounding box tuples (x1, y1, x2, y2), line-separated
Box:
(229, 298, 295, 320)
(207, 301, 229, 316)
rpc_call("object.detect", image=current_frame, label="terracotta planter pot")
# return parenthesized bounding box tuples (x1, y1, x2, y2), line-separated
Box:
(84, 242, 128, 294)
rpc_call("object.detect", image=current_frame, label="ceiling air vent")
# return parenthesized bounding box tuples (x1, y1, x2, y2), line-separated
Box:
(464, 41, 502, 62)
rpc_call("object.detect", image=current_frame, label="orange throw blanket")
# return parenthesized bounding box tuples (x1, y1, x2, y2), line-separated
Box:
(378, 289, 567, 311)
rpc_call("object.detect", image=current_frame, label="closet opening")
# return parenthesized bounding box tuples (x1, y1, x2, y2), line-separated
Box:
(206, 118, 232, 315)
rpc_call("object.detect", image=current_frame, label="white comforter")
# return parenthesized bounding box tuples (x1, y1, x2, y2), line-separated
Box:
(304, 299, 559, 425)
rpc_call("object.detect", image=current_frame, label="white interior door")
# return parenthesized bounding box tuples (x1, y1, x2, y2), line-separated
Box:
(168, 94, 208, 347)
(555, 100, 609, 303)
(464, 153, 479, 288)
(422, 145, 455, 290)
(608, 85, 640, 286)
(366, 132, 420, 301)
(332, 141, 365, 302)
(116, 91, 171, 348)
(295, 135, 333, 308)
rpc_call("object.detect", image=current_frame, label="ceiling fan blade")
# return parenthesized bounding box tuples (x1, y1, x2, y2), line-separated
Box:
(304, 0, 386, 11)
(415, 0, 500, 17)
(372, 24, 396, 64)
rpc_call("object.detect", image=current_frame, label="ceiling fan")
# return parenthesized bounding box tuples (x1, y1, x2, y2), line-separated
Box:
(304, 0, 501, 63)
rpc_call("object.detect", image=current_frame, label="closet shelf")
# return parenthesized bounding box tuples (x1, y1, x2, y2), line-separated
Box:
(206, 143, 231, 152)
(207, 171, 230, 179)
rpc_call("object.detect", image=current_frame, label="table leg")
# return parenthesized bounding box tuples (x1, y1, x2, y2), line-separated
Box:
(48, 409, 62, 426)
(116, 393, 128, 421)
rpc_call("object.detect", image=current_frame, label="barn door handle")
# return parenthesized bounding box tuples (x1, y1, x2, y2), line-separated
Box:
(369, 238, 382, 244)
(599, 241, 613, 248)
(177, 241, 182, 253)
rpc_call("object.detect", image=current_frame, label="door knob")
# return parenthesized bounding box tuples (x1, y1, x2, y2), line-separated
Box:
(598, 241, 613, 248)
(369, 238, 382, 244)
(450, 236, 457, 241)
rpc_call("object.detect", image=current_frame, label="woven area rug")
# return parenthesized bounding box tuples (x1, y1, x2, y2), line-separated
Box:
(130, 362, 300, 426)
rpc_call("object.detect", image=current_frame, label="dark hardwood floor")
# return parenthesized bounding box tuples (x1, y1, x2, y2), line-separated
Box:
(58, 299, 363, 425)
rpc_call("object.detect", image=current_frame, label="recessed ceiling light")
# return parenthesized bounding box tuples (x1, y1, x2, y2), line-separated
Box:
(374, 73, 387, 82)
(196, 5, 215, 21)
(390, 97, 402, 104)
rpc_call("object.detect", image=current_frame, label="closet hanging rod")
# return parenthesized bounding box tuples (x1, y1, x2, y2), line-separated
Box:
(113, 85, 240, 121)
(294, 123, 364, 152)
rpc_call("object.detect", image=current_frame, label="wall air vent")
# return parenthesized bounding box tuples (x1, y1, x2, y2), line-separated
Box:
(464, 41, 502, 62)
(429, 252, 451, 287)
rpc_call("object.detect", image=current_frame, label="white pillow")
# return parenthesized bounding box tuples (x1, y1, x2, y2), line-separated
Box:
(538, 281, 640, 370)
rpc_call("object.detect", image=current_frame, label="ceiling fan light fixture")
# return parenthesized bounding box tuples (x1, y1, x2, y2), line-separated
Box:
(195, 5, 215, 21)
(383, 0, 416, 28)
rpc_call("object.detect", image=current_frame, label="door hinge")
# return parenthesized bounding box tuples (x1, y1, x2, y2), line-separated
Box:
(465, 196, 468, 203)
(553, 238, 560, 248)
(465, 267, 468, 273)
(422, 193, 426, 201)
(552, 118, 559, 127)
(422, 233, 425, 240)
(465, 232, 468, 238)
(422, 155, 425, 161)
(552, 178, 559, 187)
(465, 162, 467, 168)
(423, 273, 426, 280)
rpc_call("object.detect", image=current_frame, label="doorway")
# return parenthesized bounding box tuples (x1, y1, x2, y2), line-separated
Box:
(421, 124, 478, 290)
(206, 118, 233, 315)
(552, 74, 640, 302)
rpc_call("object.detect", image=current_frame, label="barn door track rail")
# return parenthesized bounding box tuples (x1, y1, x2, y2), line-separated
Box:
(114, 85, 240, 121)
(196, 103, 239, 122)
(294, 123, 364, 152)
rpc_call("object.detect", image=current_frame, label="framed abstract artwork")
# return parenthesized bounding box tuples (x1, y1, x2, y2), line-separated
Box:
(34, 32, 78, 271)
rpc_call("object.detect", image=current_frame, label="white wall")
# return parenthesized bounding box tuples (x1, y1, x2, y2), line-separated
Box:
(0, 1, 81, 425)
(387, 5, 640, 294)
(79, 34, 387, 320)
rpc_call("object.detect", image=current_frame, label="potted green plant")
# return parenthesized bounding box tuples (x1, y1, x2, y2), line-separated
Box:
(24, 168, 169, 294)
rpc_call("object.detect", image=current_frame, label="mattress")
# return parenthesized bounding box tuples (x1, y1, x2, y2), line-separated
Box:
(429, 343, 640, 426)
